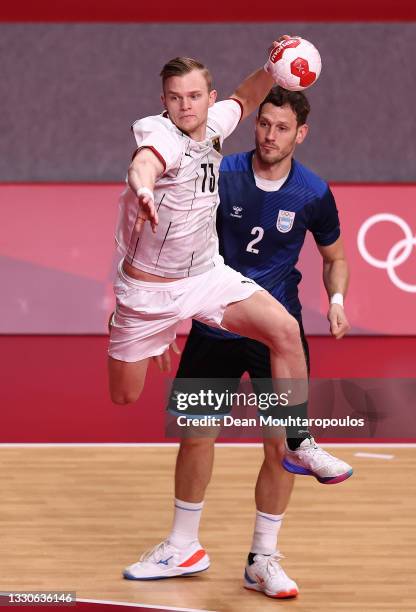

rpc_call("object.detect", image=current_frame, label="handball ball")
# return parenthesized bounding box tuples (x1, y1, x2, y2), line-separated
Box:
(266, 37, 322, 91)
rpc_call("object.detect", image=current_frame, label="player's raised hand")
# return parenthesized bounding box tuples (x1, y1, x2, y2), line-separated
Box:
(269, 34, 291, 51)
(266, 36, 292, 64)
(135, 187, 159, 233)
(327, 304, 351, 340)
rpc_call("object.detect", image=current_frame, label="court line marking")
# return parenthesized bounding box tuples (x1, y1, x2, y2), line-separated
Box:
(354, 452, 394, 459)
(77, 597, 215, 611)
(0, 443, 415, 448)
(0, 594, 212, 611)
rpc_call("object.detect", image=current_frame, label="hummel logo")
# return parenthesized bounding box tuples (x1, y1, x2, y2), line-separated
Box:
(241, 280, 255, 284)
(157, 556, 173, 566)
(231, 205, 243, 218)
(184, 152, 192, 157)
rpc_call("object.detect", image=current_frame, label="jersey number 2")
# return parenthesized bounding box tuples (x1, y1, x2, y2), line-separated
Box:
(201, 163, 215, 193)
(246, 226, 264, 254)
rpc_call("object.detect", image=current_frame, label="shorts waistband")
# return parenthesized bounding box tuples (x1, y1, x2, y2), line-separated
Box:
(118, 261, 200, 290)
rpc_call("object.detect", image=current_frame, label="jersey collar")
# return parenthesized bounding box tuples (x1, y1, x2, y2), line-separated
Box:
(249, 150, 295, 189)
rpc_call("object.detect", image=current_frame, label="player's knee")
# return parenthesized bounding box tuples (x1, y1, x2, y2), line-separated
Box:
(110, 385, 144, 405)
(111, 393, 137, 405)
(269, 313, 301, 351)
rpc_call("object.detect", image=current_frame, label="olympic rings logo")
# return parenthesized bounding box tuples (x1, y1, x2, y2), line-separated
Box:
(357, 214, 416, 293)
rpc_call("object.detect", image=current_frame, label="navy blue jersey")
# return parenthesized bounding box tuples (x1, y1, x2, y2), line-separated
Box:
(194, 151, 340, 339)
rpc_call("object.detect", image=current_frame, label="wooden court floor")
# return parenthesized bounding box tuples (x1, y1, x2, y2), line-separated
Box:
(0, 445, 414, 612)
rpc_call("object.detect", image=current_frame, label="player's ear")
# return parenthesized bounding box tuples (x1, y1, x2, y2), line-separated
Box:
(161, 94, 167, 110)
(296, 123, 308, 144)
(208, 89, 217, 107)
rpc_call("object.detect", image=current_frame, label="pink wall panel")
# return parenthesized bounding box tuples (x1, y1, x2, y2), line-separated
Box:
(1, 184, 415, 334)
(332, 185, 416, 334)
(1, 184, 119, 281)
(0, 184, 121, 333)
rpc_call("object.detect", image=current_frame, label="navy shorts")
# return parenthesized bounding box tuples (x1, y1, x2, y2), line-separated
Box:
(167, 320, 310, 416)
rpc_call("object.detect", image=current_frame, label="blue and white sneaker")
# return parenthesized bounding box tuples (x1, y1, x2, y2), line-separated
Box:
(244, 552, 298, 599)
(123, 539, 210, 580)
(283, 437, 353, 484)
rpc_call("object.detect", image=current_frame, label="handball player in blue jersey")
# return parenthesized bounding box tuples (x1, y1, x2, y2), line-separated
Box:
(162, 87, 352, 598)
(177, 86, 350, 594)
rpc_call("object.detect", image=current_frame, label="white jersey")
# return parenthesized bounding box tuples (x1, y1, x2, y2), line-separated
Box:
(115, 99, 242, 278)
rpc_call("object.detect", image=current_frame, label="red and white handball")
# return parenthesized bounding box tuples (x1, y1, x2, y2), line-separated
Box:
(265, 37, 322, 91)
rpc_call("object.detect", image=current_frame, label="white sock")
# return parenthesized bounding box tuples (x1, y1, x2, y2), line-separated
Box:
(168, 498, 204, 549)
(250, 510, 284, 555)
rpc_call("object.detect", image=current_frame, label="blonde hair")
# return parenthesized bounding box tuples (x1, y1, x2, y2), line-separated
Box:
(160, 57, 213, 91)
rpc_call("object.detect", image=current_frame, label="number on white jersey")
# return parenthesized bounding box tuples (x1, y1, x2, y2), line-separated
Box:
(201, 163, 216, 193)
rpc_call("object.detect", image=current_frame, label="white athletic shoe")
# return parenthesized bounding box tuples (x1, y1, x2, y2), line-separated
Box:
(244, 552, 298, 599)
(123, 539, 210, 580)
(282, 437, 353, 484)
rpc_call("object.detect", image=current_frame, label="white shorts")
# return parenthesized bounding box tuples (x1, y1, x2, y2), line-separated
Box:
(108, 258, 263, 362)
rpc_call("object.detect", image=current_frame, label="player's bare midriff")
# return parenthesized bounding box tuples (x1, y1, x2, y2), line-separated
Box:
(122, 259, 184, 282)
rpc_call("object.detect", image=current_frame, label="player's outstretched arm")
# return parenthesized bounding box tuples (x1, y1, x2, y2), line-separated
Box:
(318, 238, 351, 339)
(128, 148, 164, 233)
(230, 37, 287, 120)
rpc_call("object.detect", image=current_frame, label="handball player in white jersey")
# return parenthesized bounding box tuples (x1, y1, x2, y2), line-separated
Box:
(108, 44, 310, 412)
(108, 46, 353, 595)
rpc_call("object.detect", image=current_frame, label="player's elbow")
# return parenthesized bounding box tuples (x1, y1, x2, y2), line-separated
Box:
(229, 93, 251, 121)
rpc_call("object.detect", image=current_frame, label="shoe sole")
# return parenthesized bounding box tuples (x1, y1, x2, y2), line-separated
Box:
(282, 459, 353, 484)
(244, 581, 298, 599)
(123, 561, 210, 580)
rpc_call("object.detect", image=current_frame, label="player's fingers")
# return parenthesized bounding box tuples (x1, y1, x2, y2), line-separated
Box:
(333, 321, 345, 339)
(150, 209, 159, 233)
(135, 215, 145, 232)
(138, 194, 153, 212)
(135, 211, 150, 232)
(334, 316, 350, 339)
(274, 35, 291, 44)
(331, 324, 341, 338)
(161, 349, 171, 372)
(138, 194, 151, 212)
(171, 340, 181, 355)
(329, 313, 340, 337)
(135, 196, 156, 232)
(141, 198, 157, 230)
(269, 35, 291, 54)
(153, 354, 164, 371)
(337, 320, 351, 339)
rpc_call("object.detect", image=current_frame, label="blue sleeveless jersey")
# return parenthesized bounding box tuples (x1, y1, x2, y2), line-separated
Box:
(194, 151, 340, 340)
